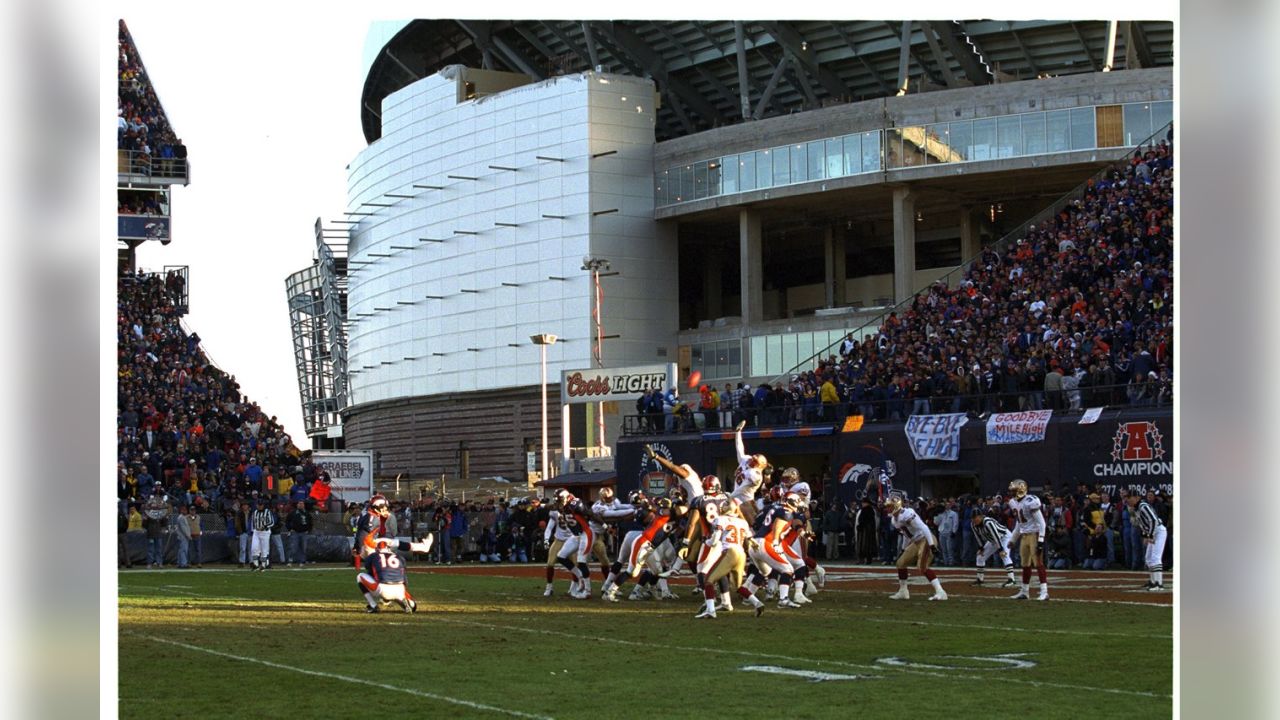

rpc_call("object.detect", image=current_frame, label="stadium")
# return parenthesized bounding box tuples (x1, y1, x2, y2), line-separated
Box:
(119, 18, 1175, 719)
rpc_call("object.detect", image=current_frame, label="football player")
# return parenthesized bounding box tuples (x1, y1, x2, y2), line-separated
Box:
(353, 494, 392, 565)
(695, 502, 765, 618)
(611, 495, 679, 601)
(666, 474, 731, 582)
(542, 490, 576, 597)
(553, 494, 598, 599)
(593, 487, 638, 599)
(601, 490, 648, 601)
(971, 510, 1017, 587)
(358, 536, 433, 613)
(1006, 479, 1049, 600)
(1128, 492, 1168, 591)
(730, 421, 768, 524)
(743, 491, 803, 609)
(887, 491, 948, 601)
(779, 470, 827, 598)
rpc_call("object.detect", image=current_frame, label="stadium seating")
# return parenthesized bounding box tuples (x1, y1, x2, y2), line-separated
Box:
(117, 271, 299, 511)
(117, 20, 185, 175)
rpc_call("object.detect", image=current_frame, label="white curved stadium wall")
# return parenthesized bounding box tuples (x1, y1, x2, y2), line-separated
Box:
(345, 69, 677, 409)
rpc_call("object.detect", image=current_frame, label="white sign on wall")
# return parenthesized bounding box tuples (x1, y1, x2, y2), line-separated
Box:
(560, 363, 675, 405)
(311, 450, 374, 503)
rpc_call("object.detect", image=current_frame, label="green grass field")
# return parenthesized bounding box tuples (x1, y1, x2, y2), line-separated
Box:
(118, 565, 1172, 719)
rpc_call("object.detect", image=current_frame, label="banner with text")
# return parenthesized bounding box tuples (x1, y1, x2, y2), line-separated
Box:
(311, 450, 374, 503)
(904, 413, 969, 461)
(1079, 407, 1104, 425)
(561, 363, 675, 405)
(118, 214, 170, 242)
(985, 410, 1053, 445)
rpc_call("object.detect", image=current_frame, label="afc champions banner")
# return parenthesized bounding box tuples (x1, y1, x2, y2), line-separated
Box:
(903, 413, 968, 461)
(985, 410, 1053, 445)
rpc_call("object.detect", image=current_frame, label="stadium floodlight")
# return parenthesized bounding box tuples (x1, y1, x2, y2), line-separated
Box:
(530, 333, 558, 485)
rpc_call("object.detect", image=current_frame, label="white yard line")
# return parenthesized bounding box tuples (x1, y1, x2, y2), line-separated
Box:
(866, 618, 1171, 640)
(394, 617, 1171, 700)
(127, 633, 554, 720)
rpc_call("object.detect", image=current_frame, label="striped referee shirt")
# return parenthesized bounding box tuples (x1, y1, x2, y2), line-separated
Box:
(972, 516, 1010, 546)
(251, 507, 276, 532)
(1135, 501, 1163, 539)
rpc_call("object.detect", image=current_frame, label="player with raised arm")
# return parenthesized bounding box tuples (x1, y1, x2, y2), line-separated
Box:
(1128, 492, 1168, 592)
(353, 494, 392, 566)
(358, 535, 433, 613)
(779, 469, 827, 598)
(971, 510, 1017, 587)
(601, 490, 648, 601)
(887, 491, 948, 601)
(1006, 479, 1049, 600)
(730, 421, 768, 524)
(593, 486, 637, 599)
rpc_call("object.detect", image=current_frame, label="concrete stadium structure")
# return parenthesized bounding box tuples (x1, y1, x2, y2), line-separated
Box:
(285, 20, 1172, 486)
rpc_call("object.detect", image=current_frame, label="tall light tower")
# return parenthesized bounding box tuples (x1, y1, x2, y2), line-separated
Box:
(581, 256, 614, 450)
(530, 333, 557, 486)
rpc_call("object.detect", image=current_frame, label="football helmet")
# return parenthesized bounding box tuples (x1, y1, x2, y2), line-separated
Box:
(702, 475, 721, 495)
(370, 494, 390, 517)
(1008, 479, 1028, 499)
(599, 487, 615, 503)
(655, 497, 673, 511)
(783, 492, 801, 509)
(373, 536, 396, 551)
(780, 467, 800, 488)
(555, 489, 571, 505)
(767, 485, 783, 502)
(626, 490, 647, 506)
(749, 453, 768, 470)
(668, 487, 686, 504)
(886, 490, 907, 513)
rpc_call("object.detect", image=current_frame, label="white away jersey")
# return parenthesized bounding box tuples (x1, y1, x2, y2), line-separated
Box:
(1008, 495, 1046, 537)
(709, 515, 751, 547)
(891, 507, 932, 545)
(546, 509, 575, 543)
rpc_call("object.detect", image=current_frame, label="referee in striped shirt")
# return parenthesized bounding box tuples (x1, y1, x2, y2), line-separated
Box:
(250, 498, 277, 571)
(970, 512, 1016, 586)
(1127, 493, 1168, 591)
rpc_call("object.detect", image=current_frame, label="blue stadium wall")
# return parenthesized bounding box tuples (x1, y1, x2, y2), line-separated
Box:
(615, 408, 1173, 502)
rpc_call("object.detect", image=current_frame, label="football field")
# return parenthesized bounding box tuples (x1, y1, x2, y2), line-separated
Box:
(118, 563, 1173, 719)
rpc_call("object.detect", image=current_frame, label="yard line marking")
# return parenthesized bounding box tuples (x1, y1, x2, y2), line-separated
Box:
(867, 618, 1171, 640)
(813, 587, 1171, 608)
(127, 633, 554, 720)
(394, 618, 1170, 699)
(740, 665, 880, 682)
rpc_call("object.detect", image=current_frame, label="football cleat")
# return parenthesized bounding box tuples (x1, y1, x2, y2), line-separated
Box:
(1142, 581, 1155, 590)
(543, 585, 554, 597)
(1010, 591, 1029, 600)
(407, 599, 418, 613)
(1002, 579, 1018, 588)
(888, 589, 910, 600)
(628, 588, 650, 601)
(804, 577, 819, 596)
(694, 607, 717, 619)
(603, 589, 620, 603)
(657, 591, 678, 600)
(1147, 584, 1165, 593)
(971, 579, 985, 586)
(364, 605, 379, 614)
(689, 585, 702, 597)
(929, 590, 949, 601)
(716, 600, 734, 612)
(777, 598, 802, 609)
(815, 565, 826, 588)
(1037, 590, 1049, 601)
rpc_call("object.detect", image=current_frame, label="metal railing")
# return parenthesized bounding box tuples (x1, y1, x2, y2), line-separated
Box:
(619, 382, 1171, 436)
(117, 149, 189, 182)
(767, 121, 1172, 389)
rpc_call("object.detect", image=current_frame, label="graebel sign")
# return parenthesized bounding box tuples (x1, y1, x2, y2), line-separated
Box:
(560, 363, 675, 405)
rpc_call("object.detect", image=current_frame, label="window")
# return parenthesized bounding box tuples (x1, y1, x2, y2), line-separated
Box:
(739, 153, 756, 191)
(1151, 101, 1173, 137)
(948, 120, 972, 161)
(749, 335, 766, 377)
(861, 131, 881, 171)
(721, 154, 742, 193)
(842, 134, 861, 174)
(772, 145, 790, 186)
(971, 118, 996, 160)
(755, 150, 772, 189)
(654, 169, 668, 205)
(1123, 103, 1154, 146)
(694, 161, 709, 199)
(707, 160, 722, 197)
(1070, 107, 1096, 150)
(807, 141, 825, 180)
(1046, 110, 1070, 152)
(996, 116, 1021, 158)
(925, 123, 949, 164)
(790, 144, 807, 182)
(677, 165, 693, 202)
(826, 138, 844, 177)
(1022, 112, 1046, 155)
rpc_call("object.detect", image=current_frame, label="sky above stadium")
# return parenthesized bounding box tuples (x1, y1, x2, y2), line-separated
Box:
(115, 2, 1172, 447)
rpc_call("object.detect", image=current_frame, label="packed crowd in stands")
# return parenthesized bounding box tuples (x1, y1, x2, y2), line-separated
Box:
(118, 20, 185, 175)
(117, 271, 301, 520)
(642, 139, 1173, 432)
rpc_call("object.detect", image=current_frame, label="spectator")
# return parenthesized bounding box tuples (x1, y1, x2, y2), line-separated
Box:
(822, 501, 844, 560)
(142, 507, 167, 569)
(477, 527, 499, 562)
(1046, 525, 1072, 570)
(936, 501, 959, 566)
(118, 506, 133, 569)
(173, 504, 192, 568)
(270, 503, 288, 566)
(286, 501, 313, 565)
(449, 503, 470, 562)
(1084, 524, 1110, 570)
(185, 505, 203, 568)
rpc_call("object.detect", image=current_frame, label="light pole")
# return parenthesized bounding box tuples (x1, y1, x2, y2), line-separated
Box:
(530, 333, 558, 486)
(581, 256, 614, 450)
